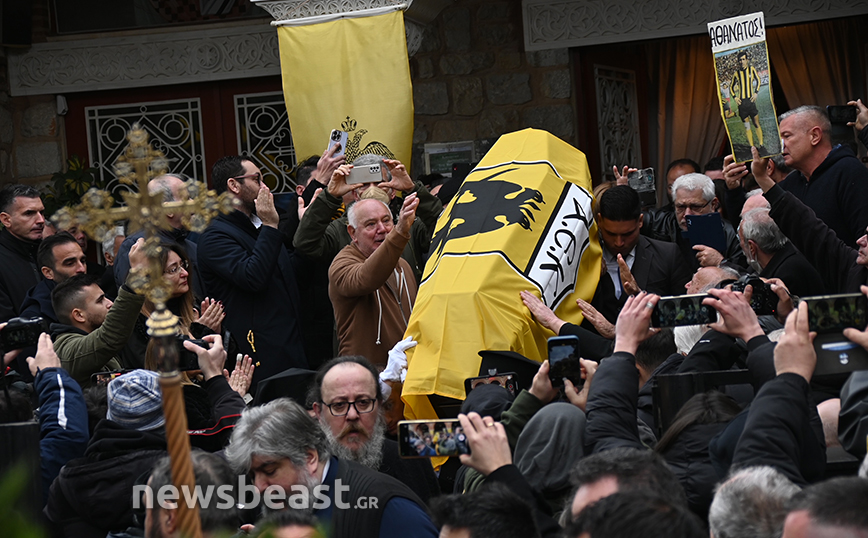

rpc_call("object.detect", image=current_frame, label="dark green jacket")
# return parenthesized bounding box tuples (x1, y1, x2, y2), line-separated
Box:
(463, 389, 545, 493)
(293, 181, 441, 282)
(52, 286, 145, 388)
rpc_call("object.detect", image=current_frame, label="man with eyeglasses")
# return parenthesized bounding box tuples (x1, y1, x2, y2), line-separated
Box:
(198, 156, 308, 391)
(114, 173, 205, 299)
(226, 397, 438, 538)
(641, 173, 744, 272)
(310, 356, 440, 504)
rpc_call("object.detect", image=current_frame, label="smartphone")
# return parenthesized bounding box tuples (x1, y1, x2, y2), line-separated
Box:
(827, 105, 857, 125)
(347, 163, 386, 185)
(301, 178, 326, 207)
(804, 293, 868, 334)
(328, 129, 348, 157)
(464, 372, 517, 397)
(651, 294, 717, 328)
(804, 293, 868, 376)
(398, 419, 470, 458)
(0, 317, 45, 351)
(627, 168, 656, 192)
(548, 335, 582, 389)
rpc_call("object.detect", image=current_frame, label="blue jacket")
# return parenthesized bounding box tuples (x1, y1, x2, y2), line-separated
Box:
(197, 211, 307, 388)
(35, 367, 89, 503)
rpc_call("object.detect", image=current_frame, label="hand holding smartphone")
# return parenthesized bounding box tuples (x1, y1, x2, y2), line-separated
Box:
(547, 335, 582, 388)
(328, 129, 348, 157)
(398, 419, 470, 458)
(650, 294, 717, 328)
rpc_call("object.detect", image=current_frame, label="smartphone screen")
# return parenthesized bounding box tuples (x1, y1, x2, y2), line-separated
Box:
(805, 293, 868, 334)
(398, 419, 470, 458)
(547, 335, 582, 389)
(651, 295, 716, 328)
(464, 373, 516, 397)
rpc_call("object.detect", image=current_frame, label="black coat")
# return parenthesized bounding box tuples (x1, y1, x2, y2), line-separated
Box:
(378, 438, 441, 505)
(759, 241, 827, 297)
(765, 183, 867, 293)
(732, 373, 826, 486)
(777, 144, 868, 249)
(45, 420, 168, 538)
(588, 236, 692, 325)
(839, 371, 868, 459)
(0, 228, 41, 322)
(197, 211, 307, 389)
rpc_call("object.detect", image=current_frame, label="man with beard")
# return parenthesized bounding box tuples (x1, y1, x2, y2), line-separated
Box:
(199, 156, 308, 389)
(311, 356, 440, 503)
(225, 398, 437, 538)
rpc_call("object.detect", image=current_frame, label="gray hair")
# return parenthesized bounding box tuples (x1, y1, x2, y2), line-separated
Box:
(225, 398, 330, 475)
(671, 173, 715, 203)
(709, 466, 800, 538)
(148, 451, 239, 533)
(346, 199, 391, 229)
(740, 208, 788, 254)
(147, 173, 187, 202)
(745, 189, 763, 200)
(779, 105, 831, 137)
(101, 225, 125, 254)
(673, 325, 705, 355)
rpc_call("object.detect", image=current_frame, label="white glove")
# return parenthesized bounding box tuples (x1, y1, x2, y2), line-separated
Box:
(380, 336, 417, 384)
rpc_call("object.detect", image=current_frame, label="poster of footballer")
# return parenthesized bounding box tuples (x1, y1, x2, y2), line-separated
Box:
(708, 12, 781, 163)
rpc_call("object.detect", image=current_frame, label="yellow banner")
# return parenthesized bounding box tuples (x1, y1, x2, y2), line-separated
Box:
(402, 128, 602, 420)
(277, 11, 413, 168)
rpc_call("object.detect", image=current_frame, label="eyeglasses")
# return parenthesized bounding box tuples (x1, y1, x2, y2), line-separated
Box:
(232, 173, 262, 184)
(321, 398, 376, 417)
(674, 200, 712, 213)
(164, 260, 189, 275)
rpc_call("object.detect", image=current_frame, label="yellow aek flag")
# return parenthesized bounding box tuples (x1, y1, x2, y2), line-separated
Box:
(402, 129, 602, 420)
(277, 10, 413, 167)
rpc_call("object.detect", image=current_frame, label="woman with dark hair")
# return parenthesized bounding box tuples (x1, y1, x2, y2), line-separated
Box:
(121, 243, 226, 369)
(121, 244, 253, 451)
(656, 390, 743, 518)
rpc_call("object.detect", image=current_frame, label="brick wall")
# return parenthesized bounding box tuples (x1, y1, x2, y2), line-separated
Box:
(410, 0, 575, 173)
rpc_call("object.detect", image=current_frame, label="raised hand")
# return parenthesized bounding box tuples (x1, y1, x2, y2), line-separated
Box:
(380, 159, 414, 193)
(773, 302, 816, 382)
(614, 291, 660, 355)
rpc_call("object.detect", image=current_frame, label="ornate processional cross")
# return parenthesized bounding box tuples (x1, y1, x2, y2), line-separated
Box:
(52, 124, 236, 538)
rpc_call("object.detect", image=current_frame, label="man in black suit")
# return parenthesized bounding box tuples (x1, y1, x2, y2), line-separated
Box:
(738, 207, 827, 297)
(588, 185, 692, 327)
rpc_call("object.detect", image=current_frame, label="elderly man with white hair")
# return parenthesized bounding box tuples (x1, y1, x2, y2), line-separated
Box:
(328, 164, 420, 367)
(643, 173, 745, 271)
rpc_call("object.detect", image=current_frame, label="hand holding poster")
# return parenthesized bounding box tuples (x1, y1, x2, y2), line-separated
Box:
(708, 12, 781, 163)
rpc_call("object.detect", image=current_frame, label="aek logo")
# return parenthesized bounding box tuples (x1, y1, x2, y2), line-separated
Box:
(424, 160, 594, 310)
(429, 166, 545, 261)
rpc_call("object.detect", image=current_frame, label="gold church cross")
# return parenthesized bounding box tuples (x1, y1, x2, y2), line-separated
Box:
(50, 123, 235, 538)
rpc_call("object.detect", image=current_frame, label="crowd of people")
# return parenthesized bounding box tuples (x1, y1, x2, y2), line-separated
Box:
(0, 98, 868, 538)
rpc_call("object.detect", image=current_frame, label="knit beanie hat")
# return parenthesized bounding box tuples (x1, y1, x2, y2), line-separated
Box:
(107, 369, 165, 431)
